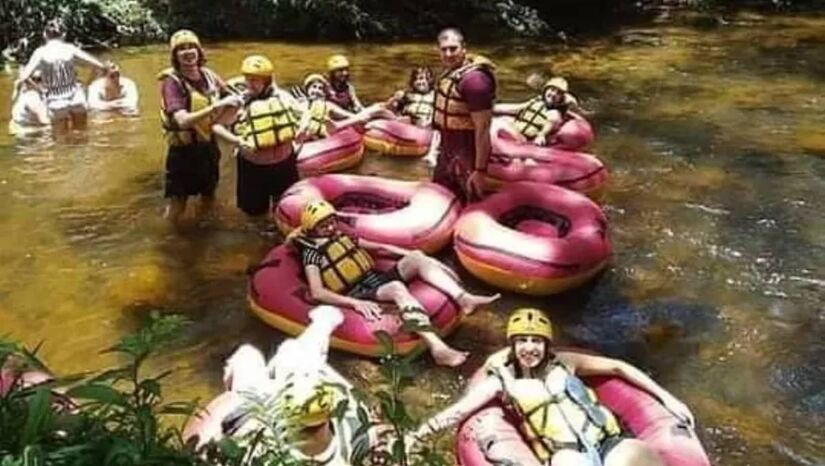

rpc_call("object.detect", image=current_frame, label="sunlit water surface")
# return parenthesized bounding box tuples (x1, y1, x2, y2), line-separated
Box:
(1, 12, 823, 465)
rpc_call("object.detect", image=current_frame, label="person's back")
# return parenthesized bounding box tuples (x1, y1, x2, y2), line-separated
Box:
(37, 40, 79, 101)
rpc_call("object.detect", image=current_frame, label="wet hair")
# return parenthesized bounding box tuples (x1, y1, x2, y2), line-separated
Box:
(507, 337, 554, 379)
(43, 19, 66, 40)
(170, 45, 206, 71)
(437, 27, 465, 46)
(407, 67, 434, 92)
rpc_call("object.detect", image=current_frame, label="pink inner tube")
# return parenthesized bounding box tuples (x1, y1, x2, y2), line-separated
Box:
(248, 245, 461, 357)
(551, 112, 595, 151)
(454, 182, 611, 280)
(0, 362, 53, 396)
(275, 174, 461, 253)
(487, 121, 606, 196)
(297, 127, 364, 177)
(456, 364, 710, 466)
(364, 119, 433, 153)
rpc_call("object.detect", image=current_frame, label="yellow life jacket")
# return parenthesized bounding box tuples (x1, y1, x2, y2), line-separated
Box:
(235, 88, 298, 150)
(433, 55, 495, 131)
(306, 99, 329, 139)
(297, 234, 375, 294)
(515, 97, 554, 139)
(157, 68, 220, 146)
(487, 353, 621, 462)
(401, 91, 435, 126)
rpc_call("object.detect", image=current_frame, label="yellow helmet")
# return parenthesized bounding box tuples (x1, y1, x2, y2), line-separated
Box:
(327, 54, 350, 71)
(303, 73, 328, 88)
(281, 384, 338, 427)
(301, 200, 336, 231)
(506, 308, 553, 340)
(544, 77, 569, 93)
(241, 55, 274, 77)
(169, 29, 200, 50)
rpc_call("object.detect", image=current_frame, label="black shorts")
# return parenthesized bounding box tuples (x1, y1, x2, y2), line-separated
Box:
(164, 141, 220, 198)
(346, 267, 403, 300)
(599, 434, 628, 459)
(236, 154, 299, 216)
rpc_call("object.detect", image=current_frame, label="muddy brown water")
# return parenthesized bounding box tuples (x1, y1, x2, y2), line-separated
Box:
(1, 12, 823, 465)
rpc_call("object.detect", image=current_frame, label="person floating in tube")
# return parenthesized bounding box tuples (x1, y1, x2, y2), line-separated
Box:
(287, 200, 500, 367)
(325, 54, 364, 114)
(495, 76, 586, 147)
(384, 66, 442, 164)
(296, 73, 385, 142)
(407, 308, 695, 466)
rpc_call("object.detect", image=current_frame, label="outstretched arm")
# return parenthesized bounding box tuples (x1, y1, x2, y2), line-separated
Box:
(493, 100, 529, 116)
(411, 376, 501, 439)
(558, 351, 695, 427)
(72, 46, 106, 71)
(358, 238, 413, 257)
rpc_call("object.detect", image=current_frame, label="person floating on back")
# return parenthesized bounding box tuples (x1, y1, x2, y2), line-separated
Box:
(88, 63, 139, 116)
(288, 200, 500, 367)
(495, 76, 585, 146)
(9, 70, 49, 136)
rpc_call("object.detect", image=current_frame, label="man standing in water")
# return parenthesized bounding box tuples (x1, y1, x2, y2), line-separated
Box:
(432, 28, 496, 203)
(158, 29, 240, 226)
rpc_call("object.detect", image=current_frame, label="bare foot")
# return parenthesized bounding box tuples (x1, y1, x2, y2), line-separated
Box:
(458, 292, 501, 315)
(432, 347, 469, 367)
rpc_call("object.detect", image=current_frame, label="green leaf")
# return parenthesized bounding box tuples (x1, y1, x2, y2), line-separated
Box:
(373, 330, 395, 355)
(20, 388, 53, 448)
(67, 383, 129, 407)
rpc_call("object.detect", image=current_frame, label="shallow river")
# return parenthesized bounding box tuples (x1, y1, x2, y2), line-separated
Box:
(1, 12, 823, 466)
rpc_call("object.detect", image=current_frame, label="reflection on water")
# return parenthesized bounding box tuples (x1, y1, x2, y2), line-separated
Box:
(1, 11, 824, 466)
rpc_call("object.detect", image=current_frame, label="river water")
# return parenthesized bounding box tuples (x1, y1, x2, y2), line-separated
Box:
(1, 12, 823, 466)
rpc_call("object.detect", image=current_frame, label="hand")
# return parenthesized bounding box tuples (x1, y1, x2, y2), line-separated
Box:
(352, 300, 382, 321)
(237, 139, 256, 157)
(664, 395, 695, 428)
(465, 170, 487, 201)
(215, 94, 243, 109)
(534, 134, 547, 146)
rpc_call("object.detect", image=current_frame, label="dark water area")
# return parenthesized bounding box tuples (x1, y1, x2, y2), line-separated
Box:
(1, 11, 824, 466)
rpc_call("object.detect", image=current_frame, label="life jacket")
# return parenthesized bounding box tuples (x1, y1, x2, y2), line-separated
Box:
(234, 87, 298, 150)
(306, 99, 329, 139)
(296, 234, 375, 294)
(486, 352, 621, 462)
(400, 90, 435, 126)
(433, 55, 495, 131)
(326, 82, 358, 113)
(514, 97, 556, 139)
(157, 67, 220, 146)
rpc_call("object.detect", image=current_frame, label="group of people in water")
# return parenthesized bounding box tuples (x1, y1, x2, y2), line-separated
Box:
(6, 21, 698, 466)
(9, 19, 139, 136)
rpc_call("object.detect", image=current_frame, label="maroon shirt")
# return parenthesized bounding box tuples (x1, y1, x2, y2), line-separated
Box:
(433, 67, 496, 203)
(160, 68, 225, 117)
(439, 68, 496, 160)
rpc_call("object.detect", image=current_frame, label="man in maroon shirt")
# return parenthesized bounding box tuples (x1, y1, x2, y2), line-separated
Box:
(158, 29, 239, 226)
(432, 28, 496, 203)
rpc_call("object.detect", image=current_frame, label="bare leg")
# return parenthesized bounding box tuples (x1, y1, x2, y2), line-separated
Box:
(196, 194, 216, 220)
(51, 116, 71, 135)
(397, 251, 499, 315)
(70, 109, 88, 130)
(604, 439, 663, 466)
(164, 197, 187, 226)
(423, 129, 440, 168)
(375, 281, 467, 367)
